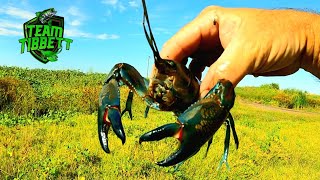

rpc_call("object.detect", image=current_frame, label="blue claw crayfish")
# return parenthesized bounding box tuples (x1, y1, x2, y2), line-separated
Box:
(98, 0, 239, 169)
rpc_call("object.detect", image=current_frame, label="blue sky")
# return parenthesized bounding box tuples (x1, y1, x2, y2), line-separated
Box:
(0, 0, 319, 94)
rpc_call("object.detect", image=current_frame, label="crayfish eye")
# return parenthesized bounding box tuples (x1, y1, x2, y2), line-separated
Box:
(166, 60, 177, 70)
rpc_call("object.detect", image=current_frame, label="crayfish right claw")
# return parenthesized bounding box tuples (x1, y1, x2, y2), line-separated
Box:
(139, 123, 180, 144)
(139, 122, 200, 166)
(139, 79, 237, 168)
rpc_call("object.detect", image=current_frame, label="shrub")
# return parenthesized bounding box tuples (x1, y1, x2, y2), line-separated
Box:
(283, 89, 307, 109)
(0, 77, 36, 115)
(308, 98, 320, 108)
(260, 83, 280, 90)
(273, 92, 293, 108)
(80, 86, 100, 114)
(0, 66, 105, 116)
(237, 83, 320, 109)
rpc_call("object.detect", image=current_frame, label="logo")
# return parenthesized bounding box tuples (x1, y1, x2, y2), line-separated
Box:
(19, 8, 73, 64)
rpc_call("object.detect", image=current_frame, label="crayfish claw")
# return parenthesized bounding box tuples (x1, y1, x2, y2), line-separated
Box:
(139, 123, 180, 144)
(98, 122, 111, 153)
(146, 79, 236, 168)
(139, 122, 202, 166)
(156, 141, 201, 167)
(108, 108, 126, 144)
(98, 79, 126, 153)
(140, 123, 202, 166)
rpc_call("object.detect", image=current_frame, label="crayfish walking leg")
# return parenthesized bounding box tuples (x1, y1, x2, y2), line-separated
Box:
(121, 90, 134, 120)
(202, 114, 239, 170)
(217, 114, 239, 170)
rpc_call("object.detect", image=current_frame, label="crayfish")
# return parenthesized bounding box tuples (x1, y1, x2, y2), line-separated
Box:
(98, 0, 239, 169)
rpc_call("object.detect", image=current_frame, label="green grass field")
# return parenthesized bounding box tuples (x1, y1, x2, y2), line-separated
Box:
(1, 95, 319, 179)
(0, 66, 319, 179)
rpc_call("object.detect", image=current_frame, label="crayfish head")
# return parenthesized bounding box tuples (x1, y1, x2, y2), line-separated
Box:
(155, 58, 177, 75)
(149, 60, 200, 113)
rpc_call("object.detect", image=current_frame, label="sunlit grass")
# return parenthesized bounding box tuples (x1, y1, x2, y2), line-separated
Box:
(1, 94, 319, 179)
(236, 84, 320, 111)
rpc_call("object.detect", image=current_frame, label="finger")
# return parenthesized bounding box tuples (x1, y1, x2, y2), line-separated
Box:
(200, 39, 254, 97)
(160, 7, 220, 62)
(189, 45, 224, 79)
(252, 61, 300, 77)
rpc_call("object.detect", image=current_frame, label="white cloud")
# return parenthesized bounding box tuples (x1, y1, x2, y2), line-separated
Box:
(65, 29, 120, 40)
(66, 7, 84, 20)
(70, 20, 81, 26)
(65, 6, 87, 27)
(101, 0, 118, 6)
(154, 27, 171, 35)
(0, 16, 24, 37)
(0, 6, 34, 20)
(118, 3, 126, 12)
(0, 19, 22, 29)
(128, 0, 139, 8)
(0, 6, 32, 36)
(67, 6, 82, 17)
(96, 33, 119, 40)
(0, 5, 120, 40)
(64, 29, 91, 38)
(0, 27, 22, 36)
(101, 0, 127, 12)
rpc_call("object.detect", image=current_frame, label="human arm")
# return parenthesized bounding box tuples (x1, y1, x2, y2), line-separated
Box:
(159, 6, 320, 97)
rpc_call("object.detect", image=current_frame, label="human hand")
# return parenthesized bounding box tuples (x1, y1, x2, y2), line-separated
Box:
(158, 6, 320, 97)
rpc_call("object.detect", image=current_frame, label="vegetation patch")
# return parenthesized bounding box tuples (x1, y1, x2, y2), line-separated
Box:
(236, 83, 320, 110)
(0, 66, 319, 179)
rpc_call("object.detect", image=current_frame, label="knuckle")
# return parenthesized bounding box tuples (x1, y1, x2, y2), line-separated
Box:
(199, 6, 220, 15)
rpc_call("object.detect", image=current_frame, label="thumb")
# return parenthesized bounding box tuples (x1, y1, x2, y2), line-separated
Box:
(200, 40, 254, 97)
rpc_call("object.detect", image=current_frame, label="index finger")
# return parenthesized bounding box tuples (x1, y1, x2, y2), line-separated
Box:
(160, 6, 220, 62)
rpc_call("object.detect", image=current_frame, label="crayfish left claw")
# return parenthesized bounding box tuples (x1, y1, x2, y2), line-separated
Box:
(98, 79, 126, 153)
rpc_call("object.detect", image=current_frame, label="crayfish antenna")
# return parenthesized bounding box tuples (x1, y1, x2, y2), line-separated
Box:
(142, 0, 166, 67)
